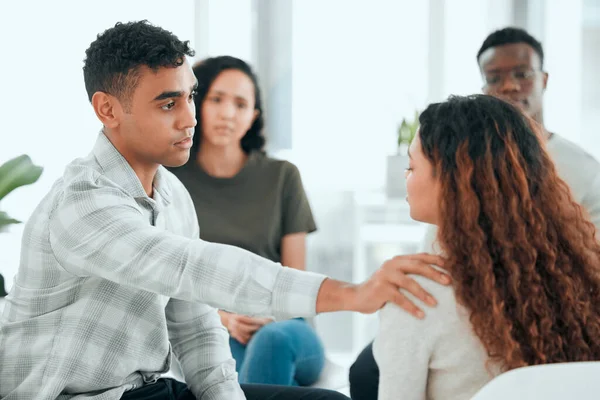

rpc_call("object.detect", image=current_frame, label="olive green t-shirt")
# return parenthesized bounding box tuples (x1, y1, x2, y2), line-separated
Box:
(171, 152, 316, 263)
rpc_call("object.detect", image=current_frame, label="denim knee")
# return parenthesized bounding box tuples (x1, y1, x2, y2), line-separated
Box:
(251, 323, 293, 351)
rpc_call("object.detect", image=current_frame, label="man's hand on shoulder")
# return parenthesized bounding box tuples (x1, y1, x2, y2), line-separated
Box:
(316, 253, 451, 318)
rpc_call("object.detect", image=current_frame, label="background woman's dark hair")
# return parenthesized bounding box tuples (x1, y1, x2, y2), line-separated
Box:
(419, 94, 600, 371)
(189, 56, 265, 159)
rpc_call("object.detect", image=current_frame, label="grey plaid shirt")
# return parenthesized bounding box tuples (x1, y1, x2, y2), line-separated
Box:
(0, 132, 326, 400)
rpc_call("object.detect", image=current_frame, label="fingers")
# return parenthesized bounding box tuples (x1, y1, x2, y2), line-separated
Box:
(231, 331, 252, 345)
(406, 253, 447, 269)
(386, 286, 425, 319)
(229, 319, 258, 345)
(254, 317, 273, 326)
(234, 315, 267, 329)
(382, 268, 437, 307)
(388, 256, 451, 285)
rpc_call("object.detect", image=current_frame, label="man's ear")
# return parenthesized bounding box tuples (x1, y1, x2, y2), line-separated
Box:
(542, 71, 549, 91)
(91, 92, 122, 128)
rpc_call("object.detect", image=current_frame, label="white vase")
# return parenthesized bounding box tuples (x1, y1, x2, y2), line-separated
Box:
(386, 154, 409, 198)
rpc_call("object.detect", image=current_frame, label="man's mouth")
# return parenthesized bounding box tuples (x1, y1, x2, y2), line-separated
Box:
(497, 95, 529, 109)
(174, 137, 193, 149)
(516, 99, 529, 108)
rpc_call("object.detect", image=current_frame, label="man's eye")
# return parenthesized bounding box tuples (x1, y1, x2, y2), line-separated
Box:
(162, 101, 175, 110)
(486, 76, 500, 84)
(514, 71, 528, 79)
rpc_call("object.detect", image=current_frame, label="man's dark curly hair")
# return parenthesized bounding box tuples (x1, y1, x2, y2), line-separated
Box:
(477, 27, 544, 68)
(83, 20, 195, 111)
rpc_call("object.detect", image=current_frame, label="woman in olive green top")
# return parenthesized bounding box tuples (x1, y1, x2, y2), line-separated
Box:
(170, 56, 325, 386)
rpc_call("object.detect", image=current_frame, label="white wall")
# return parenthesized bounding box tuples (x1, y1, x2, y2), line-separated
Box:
(192, 0, 254, 62)
(582, 26, 600, 160)
(542, 0, 584, 144)
(0, 0, 195, 290)
(288, 0, 513, 193)
(290, 0, 430, 192)
(442, 0, 514, 98)
(524, 0, 600, 155)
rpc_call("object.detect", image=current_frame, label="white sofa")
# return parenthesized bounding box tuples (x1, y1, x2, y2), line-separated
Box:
(471, 361, 600, 400)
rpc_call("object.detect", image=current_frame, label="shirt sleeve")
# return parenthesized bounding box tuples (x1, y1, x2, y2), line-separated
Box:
(165, 193, 245, 400)
(48, 178, 326, 321)
(166, 299, 245, 400)
(281, 162, 317, 235)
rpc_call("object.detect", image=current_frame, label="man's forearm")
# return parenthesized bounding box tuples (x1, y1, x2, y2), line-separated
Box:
(315, 278, 357, 313)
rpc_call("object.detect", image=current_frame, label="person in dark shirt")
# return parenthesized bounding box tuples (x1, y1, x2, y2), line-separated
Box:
(170, 55, 325, 387)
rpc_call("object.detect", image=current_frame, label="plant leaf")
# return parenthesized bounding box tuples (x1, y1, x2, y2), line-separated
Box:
(0, 155, 43, 201)
(397, 110, 421, 146)
(0, 211, 21, 227)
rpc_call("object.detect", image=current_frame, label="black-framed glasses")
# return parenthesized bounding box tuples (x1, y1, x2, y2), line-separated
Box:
(482, 68, 540, 89)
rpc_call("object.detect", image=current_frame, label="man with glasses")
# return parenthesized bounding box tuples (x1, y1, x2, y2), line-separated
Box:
(348, 26, 600, 400)
(475, 27, 600, 232)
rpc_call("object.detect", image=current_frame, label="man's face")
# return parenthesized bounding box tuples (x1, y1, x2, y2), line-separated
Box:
(115, 59, 198, 169)
(478, 43, 548, 122)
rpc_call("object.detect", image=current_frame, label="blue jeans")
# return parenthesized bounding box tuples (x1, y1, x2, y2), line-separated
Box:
(229, 318, 325, 386)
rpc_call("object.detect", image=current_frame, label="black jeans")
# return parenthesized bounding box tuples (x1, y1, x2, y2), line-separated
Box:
(120, 378, 349, 399)
(348, 342, 379, 400)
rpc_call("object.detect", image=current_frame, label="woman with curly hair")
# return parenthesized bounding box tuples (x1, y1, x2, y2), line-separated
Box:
(169, 56, 325, 387)
(374, 94, 600, 400)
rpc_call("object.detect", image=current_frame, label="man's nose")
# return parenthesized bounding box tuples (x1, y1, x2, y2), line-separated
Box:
(497, 74, 521, 93)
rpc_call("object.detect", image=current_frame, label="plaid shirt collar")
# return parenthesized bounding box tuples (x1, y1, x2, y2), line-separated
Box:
(92, 131, 172, 209)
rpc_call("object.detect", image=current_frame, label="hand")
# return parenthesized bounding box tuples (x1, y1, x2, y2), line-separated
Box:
(316, 253, 450, 318)
(223, 313, 273, 345)
(352, 253, 450, 318)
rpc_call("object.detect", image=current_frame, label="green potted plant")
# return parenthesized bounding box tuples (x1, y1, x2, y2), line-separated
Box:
(386, 110, 420, 198)
(0, 155, 43, 297)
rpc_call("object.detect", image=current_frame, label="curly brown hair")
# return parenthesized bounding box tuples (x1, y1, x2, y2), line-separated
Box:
(419, 94, 600, 371)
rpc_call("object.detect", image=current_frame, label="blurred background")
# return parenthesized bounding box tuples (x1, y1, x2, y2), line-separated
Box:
(1, 0, 599, 363)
